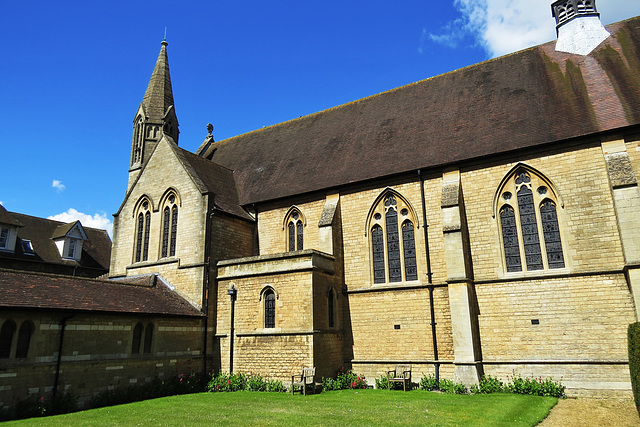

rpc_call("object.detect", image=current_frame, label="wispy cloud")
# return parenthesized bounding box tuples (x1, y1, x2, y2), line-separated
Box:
(426, 0, 639, 58)
(48, 208, 113, 238)
(52, 180, 66, 193)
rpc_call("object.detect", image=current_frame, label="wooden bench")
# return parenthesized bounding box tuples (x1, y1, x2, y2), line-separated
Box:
(387, 364, 412, 391)
(291, 367, 318, 395)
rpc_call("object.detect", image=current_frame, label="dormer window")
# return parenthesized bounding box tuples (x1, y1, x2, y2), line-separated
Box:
(21, 239, 34, 255)
(0, 227, 9, 249)
(67, 239, 77, 258)
(52, 221, 87, 261)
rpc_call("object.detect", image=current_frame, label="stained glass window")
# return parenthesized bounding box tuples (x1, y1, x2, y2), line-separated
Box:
(296, 221, 303, 251)
(386, 208, 402, 282)
(170, 205, 178, 257)
(402, 221, 418, 280)
(143, 212, 151, 261)
(517, 185, 543, 271)
(288, 222, 295, 251)
(540, 200, 565, 269)
(135, 213, 144, 262)
(162, 207, 170, 258)
(499, 169, 565, 272)
(500, 205, 522, 272)
(372, 225, 385, 284)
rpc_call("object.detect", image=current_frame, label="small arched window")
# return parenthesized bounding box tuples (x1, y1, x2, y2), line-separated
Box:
(285, 209, 304, 252)
(327, 288, 337, 328)
(143, 323, 154, 354)
(0, 319, 16, 359)
(497, 168, 566, 273)
(264, 289, 276, 329)
(368, 191, 419, 284)
(132, 322, 143, 354)
(15, 321, 33, 359)
(134, 199, 152, 263)
(161, 192, 179, 258)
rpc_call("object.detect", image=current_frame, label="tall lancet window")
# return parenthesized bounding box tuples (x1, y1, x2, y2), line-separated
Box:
(134, 198, 152, 263)
(368, 191, 419, 284)
(161, 192, 179, 258)
(496, 167, 566, 273)
(284, 208, 304, 252)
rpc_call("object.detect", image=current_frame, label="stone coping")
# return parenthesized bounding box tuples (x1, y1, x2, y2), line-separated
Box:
(217, 249, 335, 279)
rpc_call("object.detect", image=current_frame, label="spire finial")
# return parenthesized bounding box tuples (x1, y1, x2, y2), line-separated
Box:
(164, 27, 167, 42)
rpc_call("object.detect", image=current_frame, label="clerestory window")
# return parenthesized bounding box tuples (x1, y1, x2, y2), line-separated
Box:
(369, 191, 419, 284)
(284, 208, 304, 252)
(497, 168, 565, 273)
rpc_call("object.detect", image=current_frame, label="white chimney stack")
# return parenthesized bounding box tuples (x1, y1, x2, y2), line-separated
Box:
(552, 0, 610, 55)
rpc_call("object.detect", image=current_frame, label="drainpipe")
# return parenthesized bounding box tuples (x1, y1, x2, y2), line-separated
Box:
(227, 285, 237, 373)
(418, 169, 439, 383)
(202, 207, 215, 376)
(53, 314, 74, 402)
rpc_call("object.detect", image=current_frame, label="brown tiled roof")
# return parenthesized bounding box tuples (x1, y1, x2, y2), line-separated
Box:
(0, 269, 202, 317)
(174, 145, 253, 221)
(0, 212, 111, 271)
(200, 17, 640, 205)
(51, 221, 81, 239)
(0, 205, 24, 227)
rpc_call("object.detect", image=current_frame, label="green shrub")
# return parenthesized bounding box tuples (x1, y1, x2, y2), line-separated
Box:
(5, 391, 78, 421)
(506, 374, 564, 398)
(375, 375, 389, 390)
(206, 371, 285, 393)
(470, 375, 505, 394)
(419, 374, 440, 391)
(629, 322, 640, 416)
(322, 367, 367, 391)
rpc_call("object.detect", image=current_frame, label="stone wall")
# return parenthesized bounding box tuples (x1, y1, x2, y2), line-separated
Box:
(0, 310, 203, 410)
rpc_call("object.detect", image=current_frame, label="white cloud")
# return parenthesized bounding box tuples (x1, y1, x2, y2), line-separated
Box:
(48, 208, 113, 238)
(52, 180, 66, 193)
(429, 0, 640, 58)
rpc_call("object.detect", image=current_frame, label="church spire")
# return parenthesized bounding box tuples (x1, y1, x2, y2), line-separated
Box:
(141, 41, 177, 125)
(129, 41, 180, 186)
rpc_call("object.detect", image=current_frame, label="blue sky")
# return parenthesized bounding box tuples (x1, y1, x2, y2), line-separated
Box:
(1, 1, 638, 237)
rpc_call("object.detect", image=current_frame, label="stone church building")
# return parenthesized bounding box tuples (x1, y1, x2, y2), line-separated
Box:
(3, 2, 639, 407)
(108, 2, 640, 396)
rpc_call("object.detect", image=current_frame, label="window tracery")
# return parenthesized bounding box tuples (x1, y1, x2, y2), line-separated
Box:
(161, 192, 179, 258)
(368, 191, 419, 284)
(134, 198, 152, 263)
(284, 208, 304, 252)
(497, 168, 566, 273)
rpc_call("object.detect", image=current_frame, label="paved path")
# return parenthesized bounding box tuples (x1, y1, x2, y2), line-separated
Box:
(538, 398, 639, 426)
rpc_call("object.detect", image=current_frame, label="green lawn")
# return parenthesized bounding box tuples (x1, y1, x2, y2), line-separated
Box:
(2, 390, 557, 426)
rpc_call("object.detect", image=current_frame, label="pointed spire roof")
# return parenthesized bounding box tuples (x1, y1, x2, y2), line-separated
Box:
(142, 40, 175, 120)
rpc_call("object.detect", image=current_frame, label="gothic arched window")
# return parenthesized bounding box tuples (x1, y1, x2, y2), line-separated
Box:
(264, 289, 276, 329)
(284, 208, 304, 252)
(143, 323, 154, 354)
(327, 288, 337, 328)
(0, 319, 16, 359)
(497, 168, 566, 273)
(15, 321, 33, 359)
(368, 191, 419, 284)
(134, 198, 152, 263)
(132, 322, 143, 354)
(161, 192, 179, 258)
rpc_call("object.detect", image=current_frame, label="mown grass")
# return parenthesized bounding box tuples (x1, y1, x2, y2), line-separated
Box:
(1, 390, 557, 426)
